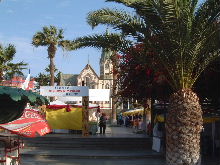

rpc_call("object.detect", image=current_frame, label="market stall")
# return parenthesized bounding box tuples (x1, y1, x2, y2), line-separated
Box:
(46, 103, 99, 134)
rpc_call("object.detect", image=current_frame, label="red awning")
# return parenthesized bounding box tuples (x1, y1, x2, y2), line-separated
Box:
(0, 109, 51, 138)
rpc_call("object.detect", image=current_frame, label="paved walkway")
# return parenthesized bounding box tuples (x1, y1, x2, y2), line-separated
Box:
(20, 125, 219, 165)
(96, 125, 147, 138)
(42, 125, 148, 138)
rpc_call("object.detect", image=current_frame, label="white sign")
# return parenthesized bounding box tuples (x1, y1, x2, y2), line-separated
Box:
(40, 86, 89, 97)
(56, 89, 110, 102)
(89, 89, 110, 101)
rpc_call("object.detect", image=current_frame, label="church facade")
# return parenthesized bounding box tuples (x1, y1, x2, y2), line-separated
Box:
(59, 49, 113, 112)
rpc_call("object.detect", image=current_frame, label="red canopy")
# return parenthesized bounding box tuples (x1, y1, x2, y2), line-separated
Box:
(0, 109, 51, 138)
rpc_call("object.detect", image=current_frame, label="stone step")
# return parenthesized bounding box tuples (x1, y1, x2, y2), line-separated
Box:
(21, 158, 166, 165)
(21, 148, 163, 159)
(22, 137, 150, 141)
(23, 146, 150, 151)
(22, 137, 152, 149)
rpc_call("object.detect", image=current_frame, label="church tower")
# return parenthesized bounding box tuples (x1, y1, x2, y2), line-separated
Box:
(99, 48, 113, 80)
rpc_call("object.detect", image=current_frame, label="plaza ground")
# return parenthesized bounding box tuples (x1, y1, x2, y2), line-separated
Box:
(20, 126, 219, 165)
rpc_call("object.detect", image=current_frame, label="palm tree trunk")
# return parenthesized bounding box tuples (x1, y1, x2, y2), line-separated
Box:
(48, 44, 56, 102)
(49, 57, 55, 86)
(166, 89, 203, 165)
(48, 44, 56, 87)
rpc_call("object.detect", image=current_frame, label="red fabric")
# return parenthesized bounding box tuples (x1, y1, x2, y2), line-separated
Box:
(47, 104, 99, 112)
(0, 109, 51, 138)
(47, 105, 72, 112)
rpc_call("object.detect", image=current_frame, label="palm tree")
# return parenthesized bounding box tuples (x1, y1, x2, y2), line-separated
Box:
(67, 0, 220, 164)
(32, 25, 71, 87)
(0, 44, 27, 82)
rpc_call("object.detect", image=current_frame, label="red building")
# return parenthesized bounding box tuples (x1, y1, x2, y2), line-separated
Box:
(0, 76, 36, 90)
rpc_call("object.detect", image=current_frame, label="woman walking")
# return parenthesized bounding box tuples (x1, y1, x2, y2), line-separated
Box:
(99, 113, 107, 134)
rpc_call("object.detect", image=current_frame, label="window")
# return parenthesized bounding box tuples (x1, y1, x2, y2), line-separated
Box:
(85, 77, 90, 86)
(105, 84, 110, 89)
(105, 63, 109, 69)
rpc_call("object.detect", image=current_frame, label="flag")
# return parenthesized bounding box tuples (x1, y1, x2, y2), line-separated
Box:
(22, 69, 30, 90)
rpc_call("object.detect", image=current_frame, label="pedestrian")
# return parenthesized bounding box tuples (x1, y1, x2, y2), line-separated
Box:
(99, 113, 107, 134)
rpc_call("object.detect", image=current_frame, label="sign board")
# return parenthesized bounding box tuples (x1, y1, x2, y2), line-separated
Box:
(89, 89, 110, 101)
(56, 89, 110, 101)
(40, 86, 89, 97)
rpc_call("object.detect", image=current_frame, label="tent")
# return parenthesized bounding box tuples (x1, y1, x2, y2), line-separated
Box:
(50, 100, 66, 105)
(46, 103, 99, 131)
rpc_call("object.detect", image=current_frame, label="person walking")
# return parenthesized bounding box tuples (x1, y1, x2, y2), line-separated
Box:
(99, 113, 107, 134)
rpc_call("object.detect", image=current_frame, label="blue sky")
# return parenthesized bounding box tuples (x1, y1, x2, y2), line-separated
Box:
(0, 0, 205, 77)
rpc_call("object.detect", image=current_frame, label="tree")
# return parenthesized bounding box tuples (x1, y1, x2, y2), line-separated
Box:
(32, 25, 70, 87)
(0, 44, 27, 82)
(35, 65, 61, 87)
(67, 0, 220, 164)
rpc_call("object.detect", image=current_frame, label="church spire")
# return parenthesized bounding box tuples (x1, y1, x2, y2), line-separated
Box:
(88, 54, 90, 65)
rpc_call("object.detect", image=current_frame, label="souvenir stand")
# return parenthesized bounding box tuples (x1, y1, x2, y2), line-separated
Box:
(40, 86, 90, 136)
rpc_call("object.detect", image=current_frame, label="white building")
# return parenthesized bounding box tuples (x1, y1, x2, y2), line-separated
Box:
(59, 49, 113, 114)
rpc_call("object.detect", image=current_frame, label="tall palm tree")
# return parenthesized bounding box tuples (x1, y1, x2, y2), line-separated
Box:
(32, 25, 71, 87)
(67, 0, 220, 164)
(0, 44, 27, 82)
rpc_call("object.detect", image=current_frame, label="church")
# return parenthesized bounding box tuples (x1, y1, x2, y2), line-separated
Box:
(59, 49, 113, 112)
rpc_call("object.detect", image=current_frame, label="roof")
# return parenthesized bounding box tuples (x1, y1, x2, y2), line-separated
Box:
(59, 74, 78, 86)
(78, 64, 99, 79)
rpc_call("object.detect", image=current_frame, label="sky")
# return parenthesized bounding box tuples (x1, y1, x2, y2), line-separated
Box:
(0, 0, 205, 77)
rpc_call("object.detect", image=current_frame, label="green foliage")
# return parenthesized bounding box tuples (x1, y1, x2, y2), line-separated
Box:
(32, 26, 64, 48)
(32, 25, 71, 86)
(66, 33, 132, 53)
(0, 86, 49, 105)
(0, 44, 27, 81)
(86, 0, 220, 91)
(35, 66, 61, 86)
(0, 86, 48, 123)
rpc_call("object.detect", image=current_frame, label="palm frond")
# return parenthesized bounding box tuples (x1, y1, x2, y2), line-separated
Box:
(67, 33, 133, 53)
(32, 26, 66, 47)
(87, 8, 147, 40)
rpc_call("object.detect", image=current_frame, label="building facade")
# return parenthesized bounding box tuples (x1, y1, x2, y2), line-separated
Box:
(59, 49, 114, 113)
